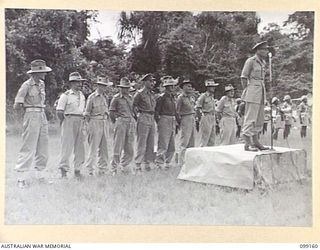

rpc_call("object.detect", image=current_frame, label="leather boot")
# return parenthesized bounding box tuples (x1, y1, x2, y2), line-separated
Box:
(252, 134, 269, 150)
(242, 134, 258, 152)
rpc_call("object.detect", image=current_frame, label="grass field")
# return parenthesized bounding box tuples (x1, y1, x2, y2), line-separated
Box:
(5, 121, 312, 226)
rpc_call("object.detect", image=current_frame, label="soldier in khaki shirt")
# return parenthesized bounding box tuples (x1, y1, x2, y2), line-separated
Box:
(14, 59, 52, 188)
(84, 76, 112, 176)
(216, 85, 238, 145)
(241, 41, 270, 151)
(176, 79, 196, 166)
(109, 77, 136, 175)
(196, 79, 219, 147)
(133, 73, 156, 174)
(154, 76, 179, 170)
(56, 72, 86, 178)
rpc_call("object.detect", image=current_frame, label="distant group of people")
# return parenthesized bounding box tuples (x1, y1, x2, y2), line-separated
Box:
(267, 94, 311, 140)
(12, 40, 311, 188)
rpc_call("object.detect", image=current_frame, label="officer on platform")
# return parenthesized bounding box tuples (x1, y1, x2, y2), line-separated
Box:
(241, 41, 270, 151)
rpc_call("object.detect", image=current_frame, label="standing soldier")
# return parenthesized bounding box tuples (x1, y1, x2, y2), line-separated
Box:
(297, 95, 310, 138)
(154, 76, 178, 170)
(133, 73, 157, 174)
(216, 84, 238, 145)
(109, 77, 136, 175)
(281, 95, 294, 139)
(271, 97, 283, 140)
(241, 41, 270, 151)
(84, 76, 112, 176)
(56, 72, 86, 179)
(263, 101, 271, 135)
(14, 59, 52, 188)
(176, 79, 196, 167)
(195, 79, 219, 147)
(235, 98, 245, 138)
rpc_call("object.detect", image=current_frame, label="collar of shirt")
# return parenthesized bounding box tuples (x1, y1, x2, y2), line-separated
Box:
(119, 92, 131, 99)
(30, 77, 43, 86)
(141, 87, 153, 95)
(69, 89, 81, 96)
(93, 89, 104, 97)
(205, 91, 214, 97)
(181, 92, 189, 97)
(254, 55, 266, 67)
(164, 91, 175, 98)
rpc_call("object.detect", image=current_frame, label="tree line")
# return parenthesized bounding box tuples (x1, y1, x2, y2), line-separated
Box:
(5, 9, 313, 107)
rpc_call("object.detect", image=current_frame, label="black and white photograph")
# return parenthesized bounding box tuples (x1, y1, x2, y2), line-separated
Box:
(5, 8, 313, 227)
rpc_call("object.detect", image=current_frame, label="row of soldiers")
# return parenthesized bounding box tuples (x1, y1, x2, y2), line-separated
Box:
(14, 59, 229, 187)
(13, 58, 311, 188)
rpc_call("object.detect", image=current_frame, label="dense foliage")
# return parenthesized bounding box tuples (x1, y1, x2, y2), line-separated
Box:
(6, 9, 313, 106)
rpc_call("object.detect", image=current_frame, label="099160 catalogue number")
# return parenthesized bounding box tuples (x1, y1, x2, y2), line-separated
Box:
(300, 244, 318, 248)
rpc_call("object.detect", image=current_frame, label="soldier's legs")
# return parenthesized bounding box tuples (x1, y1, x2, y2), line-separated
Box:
(229, 119, 237, 145)
(145, 122, 155, 164)
(97, 121, 109, 172)
(179, 115, 194, 165)
(165, 130, 176, 164)
(220, 117, 236, 145)
(135, 121, 150, 165)
(155, 116, 174, 166)
(15, 112, 42, 173)
(111, 119, 127, 171)
(59, 117, 75, 172)
(199, 115, 211, 147)
(34, 112, 49, 171)
(85, 120, 103, 173)
(283, 124, 291, 139)
(253, 104, 264, 135)
(73, 118, 85, 171)
(242, 102, 260, 137)
(207, 115, 216, 146)
(120, 122, 134, 167)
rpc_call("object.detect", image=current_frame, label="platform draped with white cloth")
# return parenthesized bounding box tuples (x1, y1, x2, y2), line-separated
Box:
(177, 144, 307, 190)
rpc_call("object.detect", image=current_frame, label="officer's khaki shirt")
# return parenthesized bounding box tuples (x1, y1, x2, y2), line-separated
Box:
(241, 55, 267, 104)
(155, 92, 176, 116)
(56, 89, 86, 115)
(84, 90, 108, 117)
(176, 93, 196, 116)
(133, 87, 156, 113)
(196, 92, 215, 113)
(109, 93, 134, 119)
(216, 96, 237, 118)
(14, 77, 46, 108)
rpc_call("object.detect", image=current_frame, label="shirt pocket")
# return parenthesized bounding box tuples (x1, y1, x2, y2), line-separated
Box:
(251, 65, 263, 78)
(28, 87, 41, 104)
(66, 97, 78, 107)
(93, 103, 107, 114)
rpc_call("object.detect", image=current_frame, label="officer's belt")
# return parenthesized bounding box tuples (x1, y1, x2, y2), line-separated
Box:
(203, 111, 215, 115)
(25, 107, 45, 112)
(65, 114, 84, 118)
(181, 113, 195, 117)
(90, 114, 107, 120)
(140, 110, 155, 115)
(159, 113, 175, 116)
